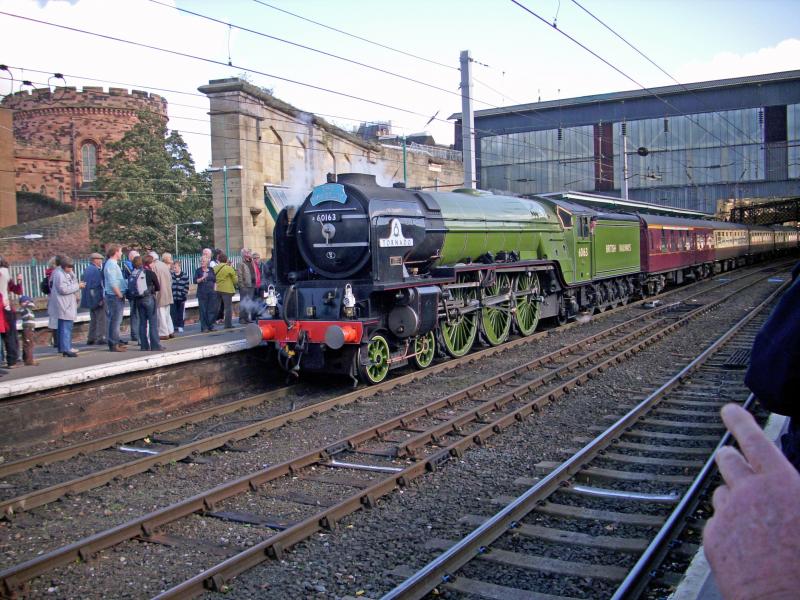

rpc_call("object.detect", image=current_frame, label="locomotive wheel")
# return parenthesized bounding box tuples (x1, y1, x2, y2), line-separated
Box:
(358, 334, 390, 384)
(440, 286, 479, 357)
(481, 273, 513, 346)
(514, 272, 540, 336)
(410, 331, 436, 369)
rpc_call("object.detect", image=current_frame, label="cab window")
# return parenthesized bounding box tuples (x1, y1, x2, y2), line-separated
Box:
(556, 207, 573, 229)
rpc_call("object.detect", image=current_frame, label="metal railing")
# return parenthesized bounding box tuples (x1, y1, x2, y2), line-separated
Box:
(7, 254, 242, 299)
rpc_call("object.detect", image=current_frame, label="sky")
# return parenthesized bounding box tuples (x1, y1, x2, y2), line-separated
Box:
(1, 0, 799, 173)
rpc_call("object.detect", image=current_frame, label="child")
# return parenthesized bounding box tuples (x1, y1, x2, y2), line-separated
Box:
(17, 295, 38, 366)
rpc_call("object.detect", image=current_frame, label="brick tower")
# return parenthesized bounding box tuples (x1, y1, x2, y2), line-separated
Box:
(1, 86, 168, 217)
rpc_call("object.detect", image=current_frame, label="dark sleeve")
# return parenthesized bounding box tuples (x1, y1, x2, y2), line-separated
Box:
(148, 271, 160, 292)
(194, 268, 203, 284)
(745, 276, 800, 418)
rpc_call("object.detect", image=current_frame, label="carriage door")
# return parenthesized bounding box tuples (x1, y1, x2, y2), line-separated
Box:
(575, 216, 592, 281)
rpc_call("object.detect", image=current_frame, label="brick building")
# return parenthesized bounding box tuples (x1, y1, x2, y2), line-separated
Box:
(1, 86, 167, 218)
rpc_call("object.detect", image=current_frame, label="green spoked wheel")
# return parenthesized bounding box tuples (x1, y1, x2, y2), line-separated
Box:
(440, 285, 479, 357)
(514, 272, 540, 336)
(480, 272, 513, 346)
(410, 330, 436, 369)
(358, 334, 391, 384)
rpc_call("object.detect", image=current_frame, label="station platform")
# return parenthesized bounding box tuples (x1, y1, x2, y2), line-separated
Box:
(0, 320, 250, 398)
(0, 297, 275, 446)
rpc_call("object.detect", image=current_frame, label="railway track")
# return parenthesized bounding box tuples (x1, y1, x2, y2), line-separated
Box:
(380, 278, 784, 599)
(0, 262, 788, 598)
(0, 262, 781, 518)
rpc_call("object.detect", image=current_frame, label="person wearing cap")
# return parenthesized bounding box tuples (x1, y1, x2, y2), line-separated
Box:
(17, 295, 37, 366)
(51, 256, 85, 357)
(80, 252, 107, 345)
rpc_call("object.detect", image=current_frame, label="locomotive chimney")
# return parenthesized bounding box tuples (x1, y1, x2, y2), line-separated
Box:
(336, 173, 378, 186)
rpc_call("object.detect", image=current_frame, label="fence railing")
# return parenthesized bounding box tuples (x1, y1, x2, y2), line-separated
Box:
(8, 253, 242, 299)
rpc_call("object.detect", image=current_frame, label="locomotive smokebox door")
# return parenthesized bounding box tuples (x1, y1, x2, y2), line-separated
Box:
(295, 183, 371, 279)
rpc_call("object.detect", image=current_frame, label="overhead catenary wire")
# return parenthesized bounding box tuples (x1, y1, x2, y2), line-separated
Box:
(569, 0, 762, 147)
(0, 16, 606, 170)
(508, 0, 755, 166)
(146, 0, 502, 109)
(4, 70, 737, 191)
(250, 0, 458, 72)
(0, 60, 599, 168)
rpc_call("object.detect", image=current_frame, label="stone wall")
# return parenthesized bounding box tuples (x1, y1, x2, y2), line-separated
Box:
(16, 191, 75, 223)
(199, 78, 464, 257)
(0, 347, 274, 445)
(1, 86, 168, 212)
(0, 211, 90, 263)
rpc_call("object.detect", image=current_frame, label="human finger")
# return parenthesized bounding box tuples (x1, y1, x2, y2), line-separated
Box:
(720, 404, 784, 473)
(715, 445, 754, 486)
(711, 484, 730, 512)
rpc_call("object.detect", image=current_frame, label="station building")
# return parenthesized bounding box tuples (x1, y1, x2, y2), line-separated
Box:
(452, 70, 800, 215)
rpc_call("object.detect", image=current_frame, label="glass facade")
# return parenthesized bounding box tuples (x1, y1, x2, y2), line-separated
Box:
(789, 103, 800, 180)
(481, 125, 594, 195)
(480, 105, 800, 197)
(613, 109, 763, 188)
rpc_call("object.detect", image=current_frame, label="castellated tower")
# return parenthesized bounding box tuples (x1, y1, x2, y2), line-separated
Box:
(1, 86, 168, 214)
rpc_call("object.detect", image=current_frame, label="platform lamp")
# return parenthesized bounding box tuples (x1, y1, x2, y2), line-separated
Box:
(208, 164, 243, 257)
(0, 233, 43, 241)
(174, 221, 203, 257)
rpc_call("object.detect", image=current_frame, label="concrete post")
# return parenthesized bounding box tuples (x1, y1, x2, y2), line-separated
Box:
(460, 50, 476, 189)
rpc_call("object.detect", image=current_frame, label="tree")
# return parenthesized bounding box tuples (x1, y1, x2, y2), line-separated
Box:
(95, 111, 212, 253)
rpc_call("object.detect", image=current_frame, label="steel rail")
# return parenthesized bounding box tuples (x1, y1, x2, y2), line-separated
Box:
(0, 298, 680, 518)
(0, 264, 786, 596)
(0, 260, 777, 483)
(150, 268, 788, 598)
(2, 264, 739, 516)
(0, 387, 296, 479)
(380, 279, 788, 600)
(0, 290, 705, 593)
(610, 392, 758, 600)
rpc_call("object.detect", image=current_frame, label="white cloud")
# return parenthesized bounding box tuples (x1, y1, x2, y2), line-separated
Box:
(676, 39, 800, 83)
(0, 0, 236, 168)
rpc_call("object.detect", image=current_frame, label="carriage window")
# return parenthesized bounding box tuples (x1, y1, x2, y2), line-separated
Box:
(661, 230, 667, 252)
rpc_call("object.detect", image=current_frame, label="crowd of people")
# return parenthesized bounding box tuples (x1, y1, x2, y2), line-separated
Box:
(0, 246, 274, 369)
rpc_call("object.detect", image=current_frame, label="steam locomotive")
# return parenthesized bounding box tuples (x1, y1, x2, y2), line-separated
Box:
(249, 173, 797, 384)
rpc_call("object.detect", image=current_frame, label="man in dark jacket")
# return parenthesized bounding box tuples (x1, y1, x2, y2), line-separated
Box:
(122, 250, 140, 343)
(745, 263, 800, 472)
(80, 252, 107, 345)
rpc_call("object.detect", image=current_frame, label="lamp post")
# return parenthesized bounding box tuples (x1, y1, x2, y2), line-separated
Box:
(174, 221, 203, 257)
(208, 164, 243, 257)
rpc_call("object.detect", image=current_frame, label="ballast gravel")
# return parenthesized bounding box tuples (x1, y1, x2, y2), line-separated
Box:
(0, 266, 783, 599)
